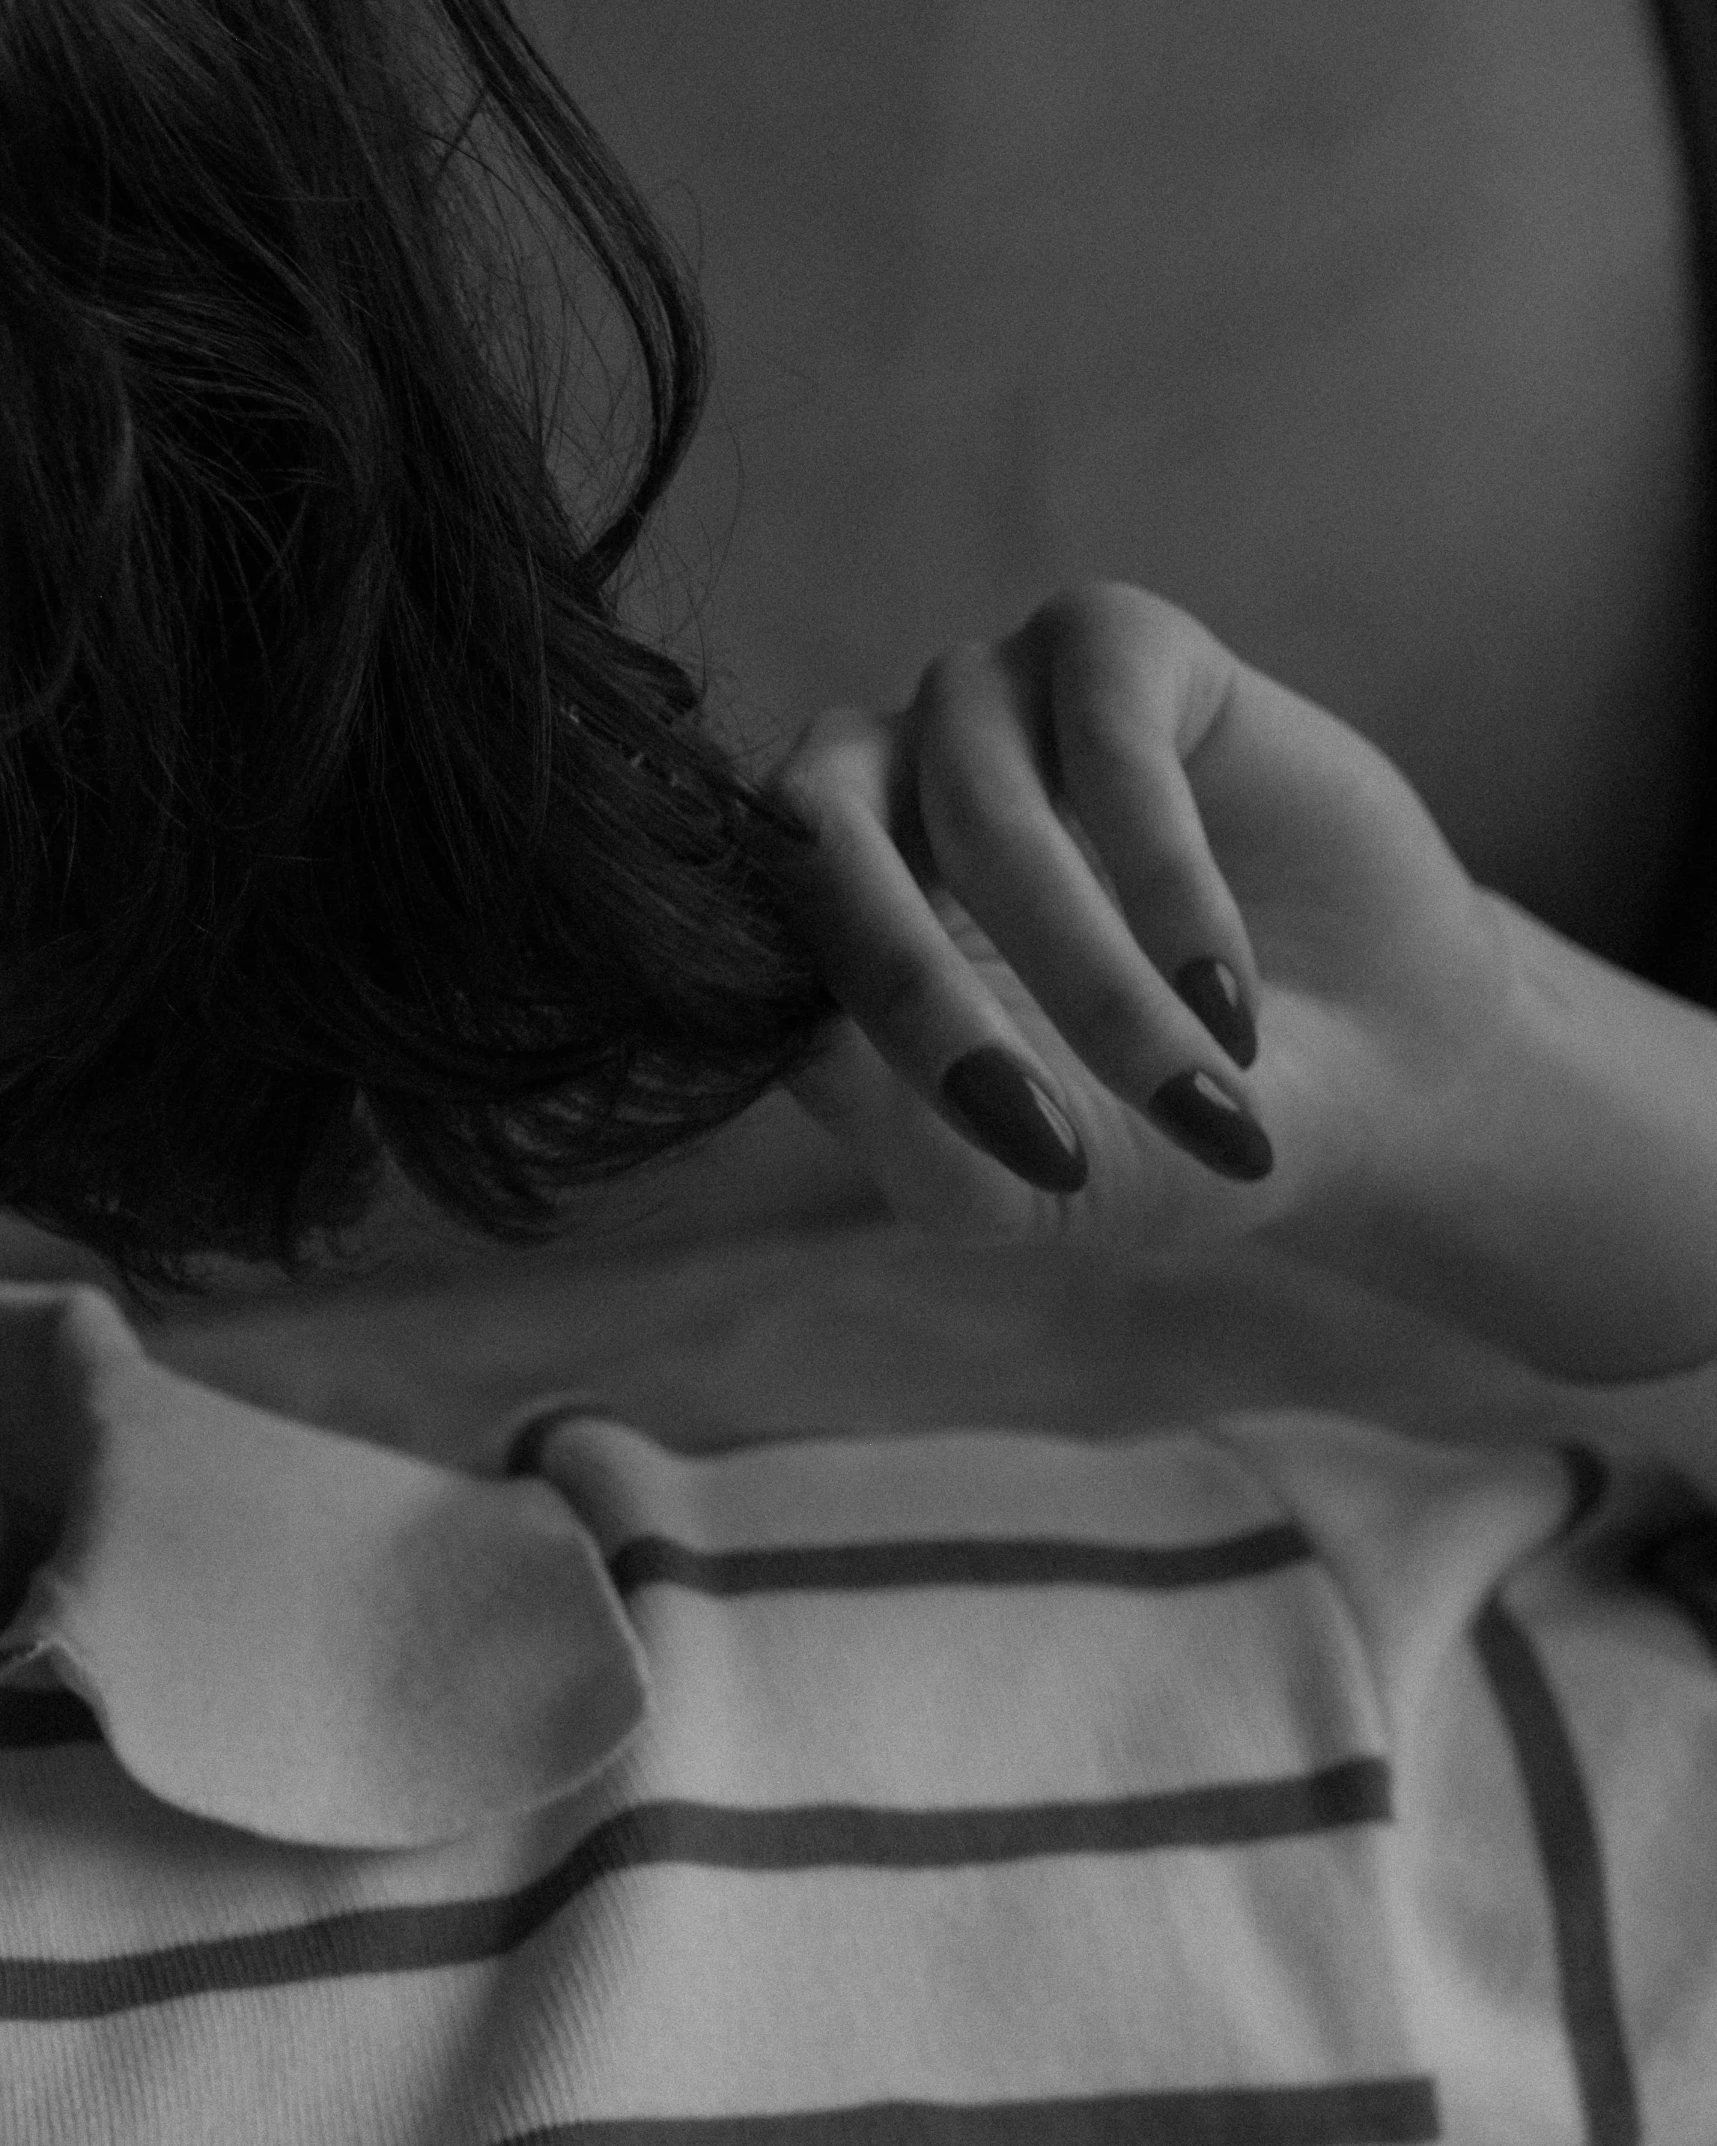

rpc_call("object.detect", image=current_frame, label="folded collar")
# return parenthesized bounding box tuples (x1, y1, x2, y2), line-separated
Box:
(0, 1284, 649, 1849)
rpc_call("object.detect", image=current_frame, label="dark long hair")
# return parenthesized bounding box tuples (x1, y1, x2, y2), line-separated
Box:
(0, 0, 839, 1313)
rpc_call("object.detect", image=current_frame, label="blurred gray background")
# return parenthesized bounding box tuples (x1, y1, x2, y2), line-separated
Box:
(553, 0, 1710, 967)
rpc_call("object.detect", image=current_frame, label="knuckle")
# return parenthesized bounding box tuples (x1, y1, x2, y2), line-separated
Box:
(911, 642, 1012, 743)
(1031, 579, 1207, 680)
(916, 639, 994, 699)
(916, 746, 1022, 872)
(1032, 577, 1148, 638)
(760, 764, 835, 850)
(764, 710, 873, 814)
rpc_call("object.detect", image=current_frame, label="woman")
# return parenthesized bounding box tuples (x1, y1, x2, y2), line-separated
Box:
(0, 1, 1712, 2138)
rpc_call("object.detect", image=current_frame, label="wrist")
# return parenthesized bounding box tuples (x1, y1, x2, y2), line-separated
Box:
(1267, 892, 1717, 1383)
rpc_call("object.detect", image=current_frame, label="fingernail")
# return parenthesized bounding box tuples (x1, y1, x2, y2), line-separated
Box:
(1147, 1068, 1273, 1180)
(1175, 958, 1257, 1069)
(940, 1046, 1089, 1193)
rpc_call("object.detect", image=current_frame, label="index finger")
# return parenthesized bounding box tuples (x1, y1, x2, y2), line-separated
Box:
(767, 703, 1091, 1196)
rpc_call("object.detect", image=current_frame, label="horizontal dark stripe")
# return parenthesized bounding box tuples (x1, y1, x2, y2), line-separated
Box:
(0, 1530, 1315, 1756)
(500, 2075, 1440, 2145)
(1474, 1598, 1639, 2146)
(609, 1523, 1312, 1599)
(0, 1756, 1390, 2020)
(0, 1687, 102, 1749)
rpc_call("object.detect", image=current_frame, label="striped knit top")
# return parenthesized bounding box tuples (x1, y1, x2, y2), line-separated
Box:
(0, 1283, 1713, 2143)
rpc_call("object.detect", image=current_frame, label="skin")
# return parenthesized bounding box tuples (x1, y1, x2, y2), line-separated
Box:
(767, 582, 1503, 1255)
(438, 0, 1717, 1303)
(9, 0, 1707, 1306)
(769, 580, 1717, 1385)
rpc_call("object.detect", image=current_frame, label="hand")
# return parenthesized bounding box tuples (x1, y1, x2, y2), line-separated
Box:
(763, 582, 1515, 1261)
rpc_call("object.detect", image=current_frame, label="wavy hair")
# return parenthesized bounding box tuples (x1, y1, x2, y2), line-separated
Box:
(0, 0, 840, 1313)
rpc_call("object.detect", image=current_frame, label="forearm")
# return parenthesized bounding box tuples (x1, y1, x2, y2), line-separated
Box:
(1267, 892, 1717, 1384)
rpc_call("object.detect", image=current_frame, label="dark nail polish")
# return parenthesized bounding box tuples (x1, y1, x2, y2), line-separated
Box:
(940, 1046, 1089, 1193)
(1175, 958, 1257, 1069)
(1146, 1068, 1273, 1180)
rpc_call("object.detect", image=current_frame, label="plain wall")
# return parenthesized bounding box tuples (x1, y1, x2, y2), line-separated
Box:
(537, 0, 1712, 967)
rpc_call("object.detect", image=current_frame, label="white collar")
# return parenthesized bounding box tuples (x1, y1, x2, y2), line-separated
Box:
(0, 1284, 649, 1848)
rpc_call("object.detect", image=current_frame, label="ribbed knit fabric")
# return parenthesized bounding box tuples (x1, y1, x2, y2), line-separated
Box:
(1, 1374, 1715, 2143)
